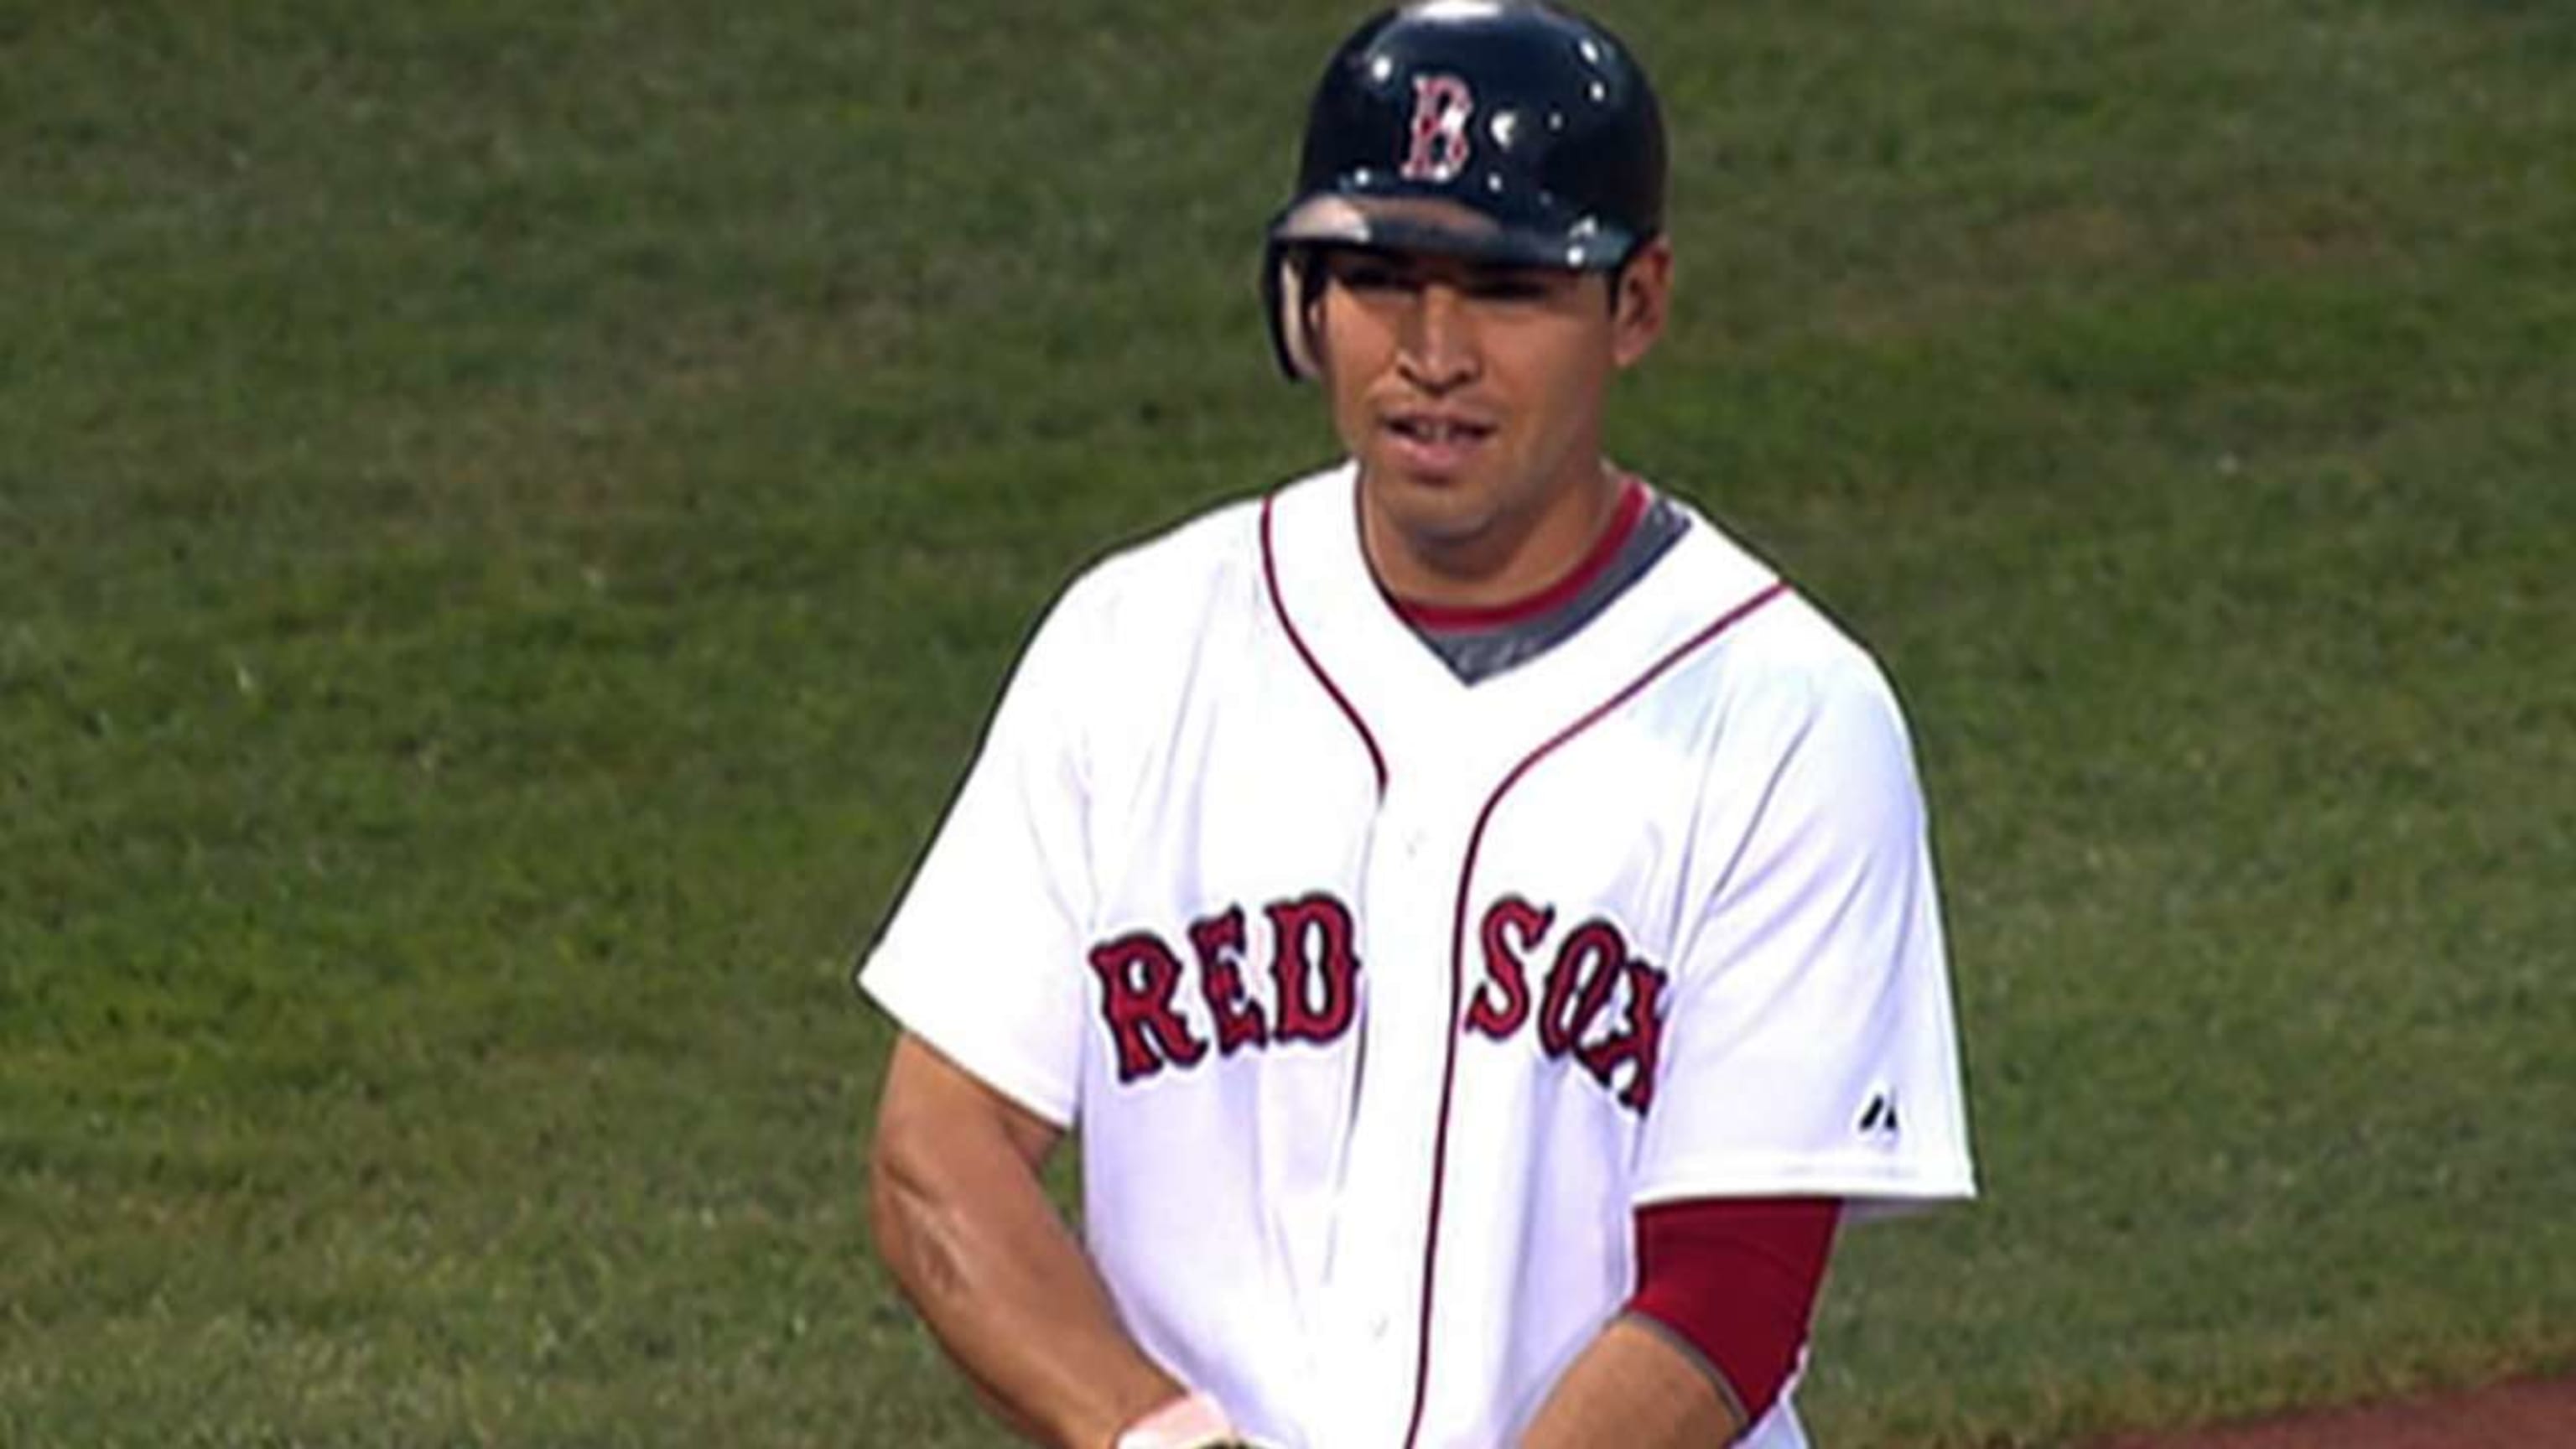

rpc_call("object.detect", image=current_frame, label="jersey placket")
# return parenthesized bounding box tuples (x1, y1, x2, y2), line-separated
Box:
(1259, 470, 1677, 1444)
(1314, 689, 1537, 1446)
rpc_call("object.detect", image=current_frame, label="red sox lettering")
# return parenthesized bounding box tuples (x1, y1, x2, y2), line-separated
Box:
(1464, 893, 1668, 1113)
(1088, 890, 1668, 1114)
(1088, 893, 1363, 1083)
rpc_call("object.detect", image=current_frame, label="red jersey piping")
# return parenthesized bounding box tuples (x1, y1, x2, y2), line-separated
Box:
(1261, 492, 1389, 795)
(1397, 578, 1794, 1449)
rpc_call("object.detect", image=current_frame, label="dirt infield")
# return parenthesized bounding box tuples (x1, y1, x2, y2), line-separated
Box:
(2094, 1376, 2576, 1448)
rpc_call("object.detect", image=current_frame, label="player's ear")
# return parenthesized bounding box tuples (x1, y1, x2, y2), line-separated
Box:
(1610, 236, 1672, 370)
(1297, 251, 1332, 379)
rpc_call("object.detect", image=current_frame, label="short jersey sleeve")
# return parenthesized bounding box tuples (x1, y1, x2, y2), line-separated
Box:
(855, 580, 1105, 1128)
(1634, 647, 1975, 1215)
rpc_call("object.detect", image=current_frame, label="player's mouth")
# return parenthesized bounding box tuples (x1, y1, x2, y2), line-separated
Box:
(1380, 412, 1495, 477)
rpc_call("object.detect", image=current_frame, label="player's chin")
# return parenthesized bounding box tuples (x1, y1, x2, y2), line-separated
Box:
(1366, 460, 1472, 502)
(1365, 472, 1506, 553)
(1361, 460, 1491, 534)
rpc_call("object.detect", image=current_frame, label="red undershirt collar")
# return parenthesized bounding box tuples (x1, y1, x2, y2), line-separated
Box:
(1391, 474, 1649, 633)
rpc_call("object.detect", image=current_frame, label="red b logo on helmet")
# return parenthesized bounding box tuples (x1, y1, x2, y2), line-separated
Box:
(1401, 73, 1475, 183)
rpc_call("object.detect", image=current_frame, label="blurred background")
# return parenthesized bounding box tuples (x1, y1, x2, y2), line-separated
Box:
(3, 2, 2569, 1444)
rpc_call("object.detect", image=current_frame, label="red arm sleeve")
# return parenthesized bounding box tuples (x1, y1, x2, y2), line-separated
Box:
(1624, 1197, 1842, 1428)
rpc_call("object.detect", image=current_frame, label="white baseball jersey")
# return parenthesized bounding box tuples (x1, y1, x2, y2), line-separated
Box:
(862, 463, 1975, 1448)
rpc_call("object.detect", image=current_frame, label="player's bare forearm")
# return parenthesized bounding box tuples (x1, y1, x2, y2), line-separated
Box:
(1517, 1316, 1744, 1449)
(868, 1033, 1184, 1448)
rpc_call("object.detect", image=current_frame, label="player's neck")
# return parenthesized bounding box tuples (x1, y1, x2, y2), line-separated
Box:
(1363, 461, 1636, 616)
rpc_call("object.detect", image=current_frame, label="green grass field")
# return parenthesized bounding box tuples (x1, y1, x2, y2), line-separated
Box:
(4, 2, 2571, 1444)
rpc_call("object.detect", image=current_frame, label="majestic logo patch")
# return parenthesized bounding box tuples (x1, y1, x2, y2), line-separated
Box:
(1400, 72, 1476, 183)
(1858, 1090, 1902, 1139)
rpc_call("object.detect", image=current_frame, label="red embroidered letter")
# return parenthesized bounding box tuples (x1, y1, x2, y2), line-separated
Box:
(1401, 73, 1475, 183)
(1576, 960, 1668, 1113)
(1189, 906, 1270, 1057)
(1538, 921, 1628, 1059)
(1088, 931, 1208, 1083)
(1467, 895, 1553, 1039)
(1265, 894, 1361, 1044)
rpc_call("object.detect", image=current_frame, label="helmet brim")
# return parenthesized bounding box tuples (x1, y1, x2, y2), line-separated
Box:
(1268, 191, 1644, 274)
(1259, 192, 1650, 382)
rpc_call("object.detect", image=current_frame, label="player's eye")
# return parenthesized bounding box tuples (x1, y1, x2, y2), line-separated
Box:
(1464, 269, 1559, 303)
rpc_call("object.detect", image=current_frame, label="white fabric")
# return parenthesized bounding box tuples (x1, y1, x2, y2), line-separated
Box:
(862, 463, 1975, 1449)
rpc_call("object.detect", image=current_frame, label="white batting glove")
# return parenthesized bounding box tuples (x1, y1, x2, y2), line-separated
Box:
(1111, 1389, 1248, 1449)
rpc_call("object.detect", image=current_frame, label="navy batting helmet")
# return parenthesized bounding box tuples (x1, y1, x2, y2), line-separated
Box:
(1262, 0, 1668, 380)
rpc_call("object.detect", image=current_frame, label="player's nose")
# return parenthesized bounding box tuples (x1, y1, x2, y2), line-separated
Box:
(1397, 282, 1480, 392)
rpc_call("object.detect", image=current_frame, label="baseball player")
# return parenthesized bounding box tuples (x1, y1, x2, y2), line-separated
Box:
(861, 3, 1976, 1446)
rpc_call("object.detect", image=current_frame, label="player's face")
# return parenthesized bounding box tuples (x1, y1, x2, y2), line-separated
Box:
(1311, 239, 1670, 605)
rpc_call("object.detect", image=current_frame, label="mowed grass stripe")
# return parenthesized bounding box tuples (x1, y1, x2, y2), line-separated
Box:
(3, 3, 2570, 1445)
